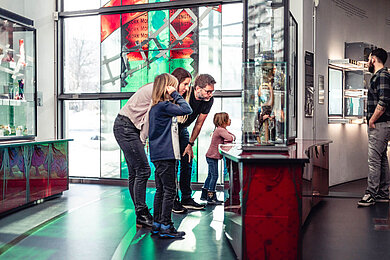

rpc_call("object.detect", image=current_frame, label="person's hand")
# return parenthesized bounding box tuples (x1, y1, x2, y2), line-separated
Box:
(166, 85, 176, 95)
(182, 144, 194, 162)
(369, 119, 376, 129)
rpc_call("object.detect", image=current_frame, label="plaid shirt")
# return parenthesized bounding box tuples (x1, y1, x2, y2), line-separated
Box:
(367, 68, 390, 123)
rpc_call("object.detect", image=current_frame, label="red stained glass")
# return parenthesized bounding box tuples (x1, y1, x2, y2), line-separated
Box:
(122, 0, 147, 5)
(101, 0, 147, 42)
(213, 5, 222, 13)
(122, 0, 148, 25)
(101, 14, 120, 42)
(103, 0, 121, 7)
(126, 51, 148, 61)
(171, 49, 193, 59)
(170, 9, 194, 56)
(125, 13, 148, 52)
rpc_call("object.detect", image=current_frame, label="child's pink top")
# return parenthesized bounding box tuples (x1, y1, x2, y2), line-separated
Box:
(206, 126, 235, 160)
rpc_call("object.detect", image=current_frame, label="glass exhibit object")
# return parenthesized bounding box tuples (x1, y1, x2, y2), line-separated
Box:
(242, 0, 296, 148)
(0, 9, 36, 139)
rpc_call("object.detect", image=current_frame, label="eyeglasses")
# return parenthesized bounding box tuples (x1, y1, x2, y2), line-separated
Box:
(202, 88, 215, 95)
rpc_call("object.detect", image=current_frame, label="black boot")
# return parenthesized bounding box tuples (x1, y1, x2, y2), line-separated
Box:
(207, 191, 223, 205)
(136, 207, 153, 228)
(200, 188, 208, 201)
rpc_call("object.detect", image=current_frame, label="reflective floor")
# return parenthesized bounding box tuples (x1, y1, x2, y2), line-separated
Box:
(303, 179, 390, 260)
(0, 184, 235, 260)
(1, 180, 390, 259)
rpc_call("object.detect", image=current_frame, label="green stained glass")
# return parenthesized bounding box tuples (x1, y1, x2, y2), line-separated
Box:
(148, 10, 169, 51)
(119, 5, 198, 181)
(170, 58, 195, 75)
(122, 61, 148, 92)
(191, 142, 198, 182)
(147, 54, 170, 82)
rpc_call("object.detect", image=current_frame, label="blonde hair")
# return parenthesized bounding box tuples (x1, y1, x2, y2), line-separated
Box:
(213, 112, 230, 128)
(151, 73, 179, 106)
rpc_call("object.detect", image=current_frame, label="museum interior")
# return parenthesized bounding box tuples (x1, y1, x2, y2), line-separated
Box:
(0, 0, 390, 259)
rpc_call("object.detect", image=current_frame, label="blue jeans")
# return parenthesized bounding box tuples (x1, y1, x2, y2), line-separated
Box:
(203, 157, 219, 192)
(153, 160, 176, 225)
(113, 115, 151, 212)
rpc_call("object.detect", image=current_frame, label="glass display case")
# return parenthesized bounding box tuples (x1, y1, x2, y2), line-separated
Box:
(0, 9, 36, 139)
(242, 61, 287, 145)
(242, 0, 296, 148)
(328, 59, 369, 123)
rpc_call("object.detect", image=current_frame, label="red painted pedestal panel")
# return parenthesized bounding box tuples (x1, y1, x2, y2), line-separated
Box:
(222, 144, 308, 260)
(0, 140, 70, 215)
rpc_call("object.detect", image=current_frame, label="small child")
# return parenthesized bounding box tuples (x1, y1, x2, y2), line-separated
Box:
(201, 112, 235, 204)
(148, 73, 192, 239)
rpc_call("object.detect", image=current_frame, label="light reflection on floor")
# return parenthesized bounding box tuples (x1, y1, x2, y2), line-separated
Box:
(0, 185, 235, 259)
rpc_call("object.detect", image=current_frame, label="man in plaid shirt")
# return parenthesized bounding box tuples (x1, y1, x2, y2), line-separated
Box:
(358, 48, 390, 207)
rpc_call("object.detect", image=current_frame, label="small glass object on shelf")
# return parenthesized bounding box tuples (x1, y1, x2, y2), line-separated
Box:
(0, 10, 36, 139)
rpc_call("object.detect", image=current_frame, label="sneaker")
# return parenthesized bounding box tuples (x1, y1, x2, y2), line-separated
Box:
(375, 194, 389, 203)
(172, 198, 188, 214)
(159, 223, 185, 239)
(151, 222, 161, 236)
(136, 207, 153, 227)
(207, 191, 223, 205)
(181, 198, 205, 210)
(357, 193, 376, 207)
(200, 188, 208, 201)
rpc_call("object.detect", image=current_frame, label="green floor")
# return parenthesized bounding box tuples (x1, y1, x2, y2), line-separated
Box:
(0, 184, 235, 260)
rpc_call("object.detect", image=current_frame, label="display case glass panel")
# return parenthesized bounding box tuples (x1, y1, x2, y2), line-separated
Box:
(344, 70, 369, 117)
(242, 61, 287, 145)
(247, 0, 285, 62)
(288, 13, 297, 140)
(0, 16, 36, 139)
(243, 0, 293, 148)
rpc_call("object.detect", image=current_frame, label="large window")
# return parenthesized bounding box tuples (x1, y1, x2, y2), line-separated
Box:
(60, 1, 243, 181)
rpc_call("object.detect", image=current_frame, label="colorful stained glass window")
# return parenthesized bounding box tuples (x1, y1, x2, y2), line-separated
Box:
(97, 4, 224, 180)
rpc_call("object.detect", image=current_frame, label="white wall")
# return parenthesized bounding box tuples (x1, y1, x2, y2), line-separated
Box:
(292, 0, 390, 185)
(0, 0, 56, 139)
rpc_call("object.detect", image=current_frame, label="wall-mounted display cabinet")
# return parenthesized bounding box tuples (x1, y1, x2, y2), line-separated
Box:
(242, 0, 297, 148)
(0, 9, 36, 139)
(328, 59, 370, 124)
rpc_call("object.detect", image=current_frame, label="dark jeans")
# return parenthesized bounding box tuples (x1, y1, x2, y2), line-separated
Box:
(176, 126, 192, 200)
(153, 160, 177, 225)
(203, 157, 219, 192)
(113, 115, 151, 212)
